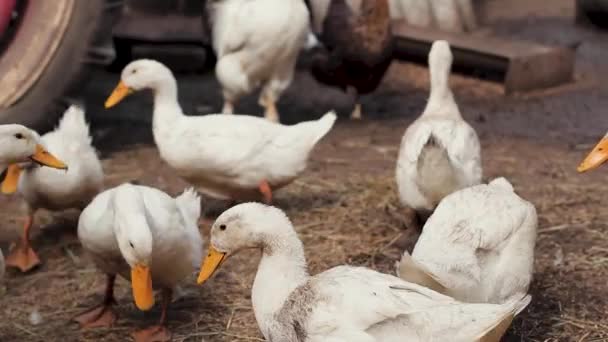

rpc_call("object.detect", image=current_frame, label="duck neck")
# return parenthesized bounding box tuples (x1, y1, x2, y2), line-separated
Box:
(111, 187, 154, 259)
(112, 186, 148, 231)
(423, 53, 462, 119)
(252, 230, 309, 333)
(151, 76, 184, 140)
(424, 91, 461, 118)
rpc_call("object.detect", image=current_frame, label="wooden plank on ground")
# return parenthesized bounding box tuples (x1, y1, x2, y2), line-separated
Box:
(391, 21, 576, 94)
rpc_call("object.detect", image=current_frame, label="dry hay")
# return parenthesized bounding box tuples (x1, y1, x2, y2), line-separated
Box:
(0, 117, 606, 342)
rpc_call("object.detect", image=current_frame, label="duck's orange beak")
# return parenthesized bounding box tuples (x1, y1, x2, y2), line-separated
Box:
(197, 246, 226, 285)
(1, 145, 67, 194)
(131, 264, 154, 311)
(578, 137, 608, 173)
(30, 144, 68, 170)
(1, 164, 22, 194)
(105, 81, 133, 108)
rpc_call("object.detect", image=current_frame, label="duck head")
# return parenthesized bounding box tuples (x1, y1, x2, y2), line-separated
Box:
(197, 203, 293, 284)
(112, 184, 155, 311)
(0, 125, 67, 194)
(104, 59, 173, 108)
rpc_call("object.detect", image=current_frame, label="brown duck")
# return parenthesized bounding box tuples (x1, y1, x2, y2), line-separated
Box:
(307, 0, 394, 119)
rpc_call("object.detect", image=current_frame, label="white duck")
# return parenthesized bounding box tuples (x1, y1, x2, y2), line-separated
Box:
(389, 0, 477, 33)
(0, 124, 66, 174)
(207, 0, 310, 122)
(197, 203, 531, 342)
(76, 183, 203, 342)
(104, 59, 336, 204)
(396, 177, 538, 305)
(396, 40, 481, 223)
(2, 106, 103, 272)
(389, 0, 430, 25)
(0, 124, 68, 279)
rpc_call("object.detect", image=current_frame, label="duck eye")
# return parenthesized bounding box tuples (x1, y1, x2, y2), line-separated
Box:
(219, 224, 227, 231)
(14, 133, 24, 139)
(129, 241, 135, 248)
(131, 69, 137, 74)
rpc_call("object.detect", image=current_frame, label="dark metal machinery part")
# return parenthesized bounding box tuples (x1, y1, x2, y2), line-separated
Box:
(577, 0, 608, 28)
(110, 0, 213, 71)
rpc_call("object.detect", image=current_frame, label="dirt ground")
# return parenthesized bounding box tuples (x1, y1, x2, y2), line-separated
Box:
(1, 0, 608, 341)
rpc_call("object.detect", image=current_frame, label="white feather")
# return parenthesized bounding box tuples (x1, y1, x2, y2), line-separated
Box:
(206, 203, 530, 342)
(208, 0, 310, 114)
(118, 60, 336, 201)
(78, 183, 204, 288)
(391, 0, 433, 27)
(0, 124, 43, 169)
(398, 178, 538, 304)
(396, 40, 482, 213)
(389, 0, 476, 32)
(55, 104, 92, 146)
(18, 105, 104, 212)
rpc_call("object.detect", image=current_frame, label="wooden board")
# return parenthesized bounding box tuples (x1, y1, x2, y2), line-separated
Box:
(391, 21, 576, 94)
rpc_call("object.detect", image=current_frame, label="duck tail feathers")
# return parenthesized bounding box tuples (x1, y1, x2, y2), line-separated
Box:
(57, 104, 92, 144)
(474, 294, 531, 342)
(290, 110, 336, 150)
(508, 294, 532, 316)
(311, 110, 337, 144)
(176, 188, 202, 224)
(395, 251, 448, 295)
(488, 177, 514, 192)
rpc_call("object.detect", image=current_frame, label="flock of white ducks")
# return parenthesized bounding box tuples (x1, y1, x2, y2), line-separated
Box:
(0, 32, 541, 342)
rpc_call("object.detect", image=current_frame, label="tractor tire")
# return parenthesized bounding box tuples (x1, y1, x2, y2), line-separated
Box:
(0, 0, 123, 130)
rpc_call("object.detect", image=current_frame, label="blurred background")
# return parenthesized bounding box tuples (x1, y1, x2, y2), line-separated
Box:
(0, 0, 605, 129)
